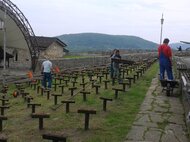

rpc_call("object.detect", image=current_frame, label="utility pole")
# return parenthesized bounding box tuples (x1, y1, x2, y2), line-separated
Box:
(160, 13, 164, 45)
(3, 7, 7, 85)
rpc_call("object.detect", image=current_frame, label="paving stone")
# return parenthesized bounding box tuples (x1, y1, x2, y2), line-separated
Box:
(135, 114, 150, 121)
(168, 114, 185, 125)
(124, 140, 154, 142)
(126, 125, 147, 141)
(152, 105, 169, 113)
(154, 97, 170, 108)
(168, 98, 181, 105)
(161, 129, 179, 142)
(164, 124, 189, 142)
(139, 104, 153, 112)
(161, 113, 171, 120)
(142, 97, 154, 105)
(138, 110, 152, 114)
(169, 104, 185, 115)
(169, 107, 185, 115)
(145, 93, 155, 99)
(135, 113, 145, 121)
(144, 128, 162, 142)
(133, 121, 158, 128)
(155, 95, 169, 103)
(149, 113, 164, 123)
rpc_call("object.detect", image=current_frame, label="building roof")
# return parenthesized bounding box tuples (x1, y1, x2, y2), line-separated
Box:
(0, 48, 14, 60)
(32, 36, 68, 52)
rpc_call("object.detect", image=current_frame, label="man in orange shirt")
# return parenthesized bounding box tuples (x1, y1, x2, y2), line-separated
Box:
(158, 38, 173, 80)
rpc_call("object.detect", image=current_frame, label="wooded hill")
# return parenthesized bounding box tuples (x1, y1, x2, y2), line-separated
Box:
(57, 33, 158, 52)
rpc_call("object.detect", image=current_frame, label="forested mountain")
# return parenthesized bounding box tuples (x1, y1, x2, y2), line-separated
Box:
(57, 33, 158, 52)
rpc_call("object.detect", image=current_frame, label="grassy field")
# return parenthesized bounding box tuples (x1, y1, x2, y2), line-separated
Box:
(1, 62, 158, 142)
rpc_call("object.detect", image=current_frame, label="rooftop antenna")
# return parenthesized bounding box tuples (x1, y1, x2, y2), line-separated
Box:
(160, 13, 164, 45)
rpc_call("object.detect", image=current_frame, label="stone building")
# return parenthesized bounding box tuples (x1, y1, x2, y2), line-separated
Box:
(0, 0, 68, 71)
(34, 36, 68, 59)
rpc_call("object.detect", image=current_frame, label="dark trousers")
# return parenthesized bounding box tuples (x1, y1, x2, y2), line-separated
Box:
(159, 63, 173, 80)
(42, 72, 52, 88)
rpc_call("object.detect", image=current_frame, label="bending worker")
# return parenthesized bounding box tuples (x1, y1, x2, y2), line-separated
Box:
(158, 38, 174, 80)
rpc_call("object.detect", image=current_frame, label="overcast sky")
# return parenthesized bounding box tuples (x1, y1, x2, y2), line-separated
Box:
(10, 0, 190, 43)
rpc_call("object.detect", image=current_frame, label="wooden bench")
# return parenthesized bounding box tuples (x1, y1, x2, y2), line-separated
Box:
(52, 83, 60, 91)
(93, 84, 100, 94)
(0, 115, 8, 131)
(61, 100, 75, 113)
(30, 81, 37, 90)
(103, 80, 110, 89)
(160, 79, 179, 96)
(137, 69, 143, 77)
(81, 74, 85, 83)
(99, 97, 113, 111)
(42, 132, 67, 142)
(63, 79, 69, 86)
(102, 71, 109, 80)
(31, 113, 50, 130)
(91, 79, 96, 88)
(71, 81, 78, 87)
(58, 84, 65, 94)
(0, 85, 8, 94)
(112, 88, 124, 99)
(134, 72, 140, 80)
(0, 106, 9, 115)
(0, 98, 9, 106)
(119, 82, 129, 92)
(87, 73, 93, 81)
(68, 87, 77, 96)
(28, 103, 41, 113)
(71, 75, 78, 82)
(80, 91, 90, 101)
(25, 96, 33, 107)
(78, 109, 96, 130)
(37, 85, 41, 94)
(80, 82, 87, 90)
(126, 77, 134, 87)
(51, 94, 62, 105)
(0, 134, 8, 142)
(44, 89, 51, 100)
(133, 74, 137, 83)
(97, 74, 104, 83)
(20, 92, 29, 98)
(40, 87, 44, 96)
(54, 77, 62, 85)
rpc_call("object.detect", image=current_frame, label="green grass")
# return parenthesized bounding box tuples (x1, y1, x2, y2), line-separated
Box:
(2, 63, 158, 142)
(63, 55, 89, 59)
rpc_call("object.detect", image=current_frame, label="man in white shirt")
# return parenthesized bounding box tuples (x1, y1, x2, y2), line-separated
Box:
(41, 59, 52, 89)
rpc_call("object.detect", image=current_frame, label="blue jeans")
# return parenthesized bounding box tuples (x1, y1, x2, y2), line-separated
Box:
(159, 63, 173, 80)
(113, 66, 120, 80)
(42, 72, 52, 88)
(110, 64, 114, 78)
(159, 52, 174, 80)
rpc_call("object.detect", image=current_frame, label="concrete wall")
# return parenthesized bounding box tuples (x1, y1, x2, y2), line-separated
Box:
(36, 52, 157, 72)
(36, 56, 110, 71)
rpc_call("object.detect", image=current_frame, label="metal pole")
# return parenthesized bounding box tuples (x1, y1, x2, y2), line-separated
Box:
(160, 13, 164, 45)
(3, 7, 7, 85)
